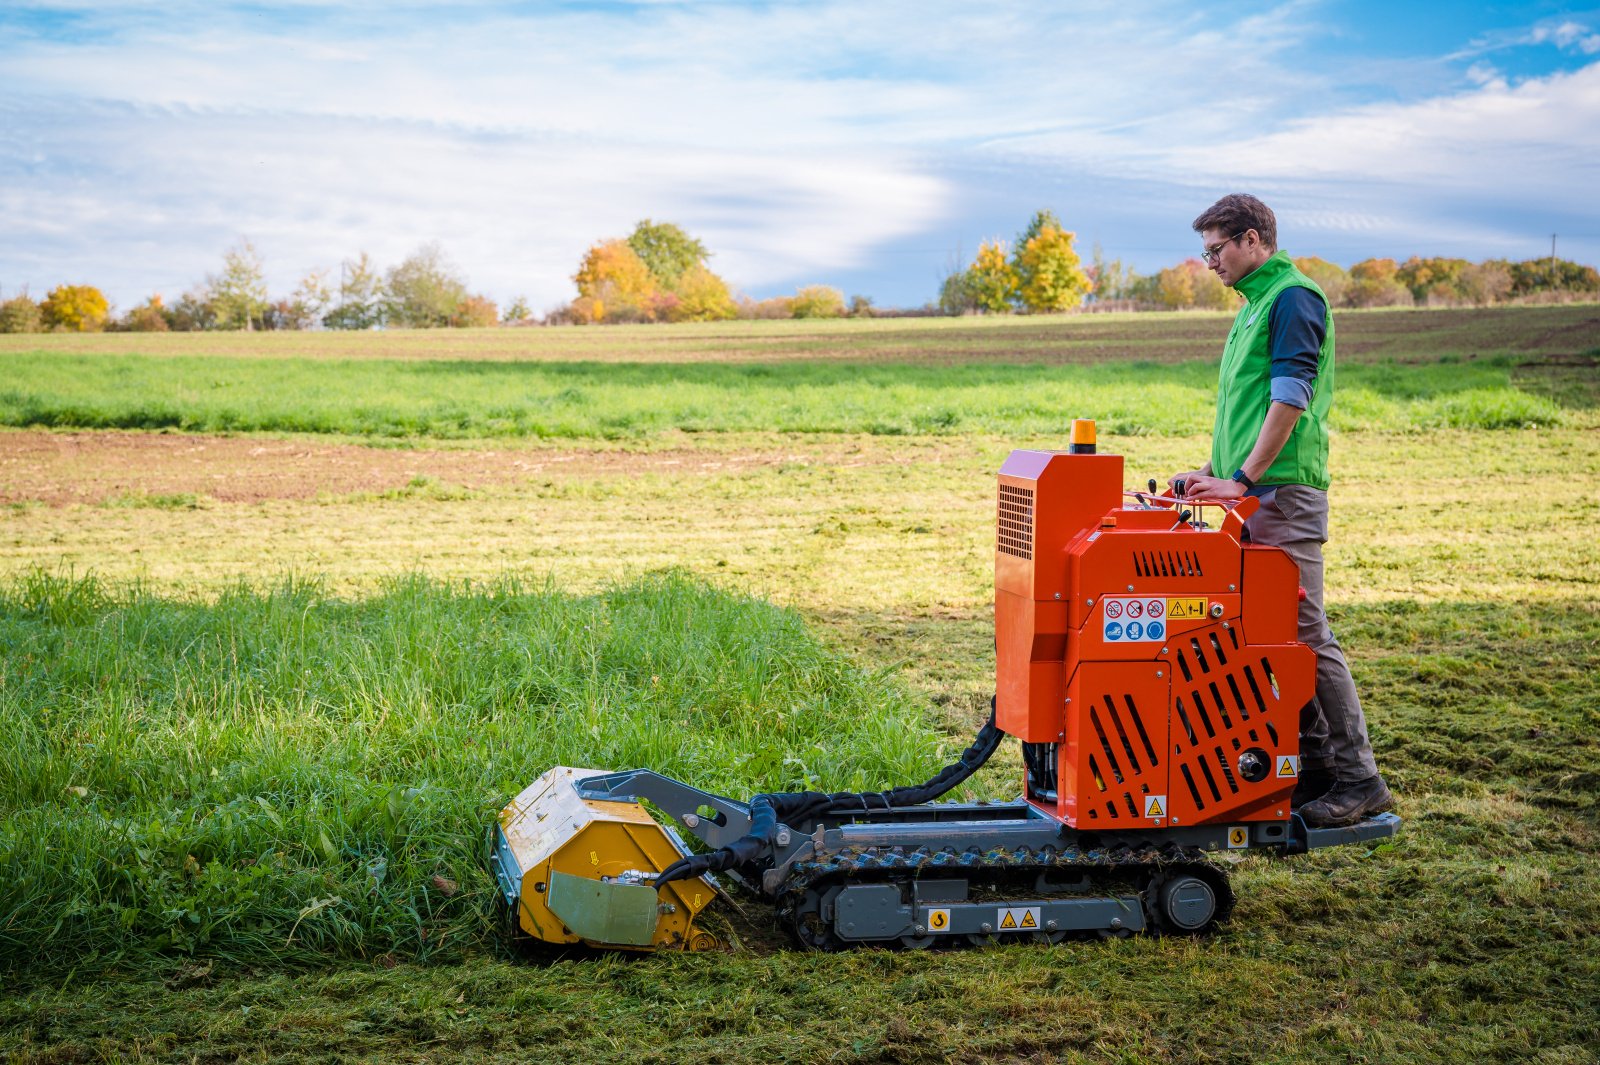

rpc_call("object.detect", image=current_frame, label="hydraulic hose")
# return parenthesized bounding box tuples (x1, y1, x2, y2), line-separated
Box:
(656, 698, 1004, 889)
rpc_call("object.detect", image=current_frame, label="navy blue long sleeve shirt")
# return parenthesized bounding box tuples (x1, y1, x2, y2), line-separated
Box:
(1265, 286, 1325, 411)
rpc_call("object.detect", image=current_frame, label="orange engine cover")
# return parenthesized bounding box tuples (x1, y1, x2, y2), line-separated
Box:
(994, 449, 1315, 828)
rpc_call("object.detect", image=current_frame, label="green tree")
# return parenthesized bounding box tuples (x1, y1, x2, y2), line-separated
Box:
(1089, 244, 1140, 304)
(790, 285, 846, 319)
(384, 243, 469, 328)
(503, 296, 533, 323)
(967, 241, 1020, 313)
(627, 220, 710, 288)
(937, 269, 977, 315)
(167, 287, 216, 331)
(325, 253, 385, 330)
(40, 284, 110, 332)
(1506, 257, 1600, 297)
(1016, 225, 1092, 312)
(288, 269, 332, 329)
(1014, 209, 1062, 258)
(209, 241, 269, 330)
(0, 293, 42, 333)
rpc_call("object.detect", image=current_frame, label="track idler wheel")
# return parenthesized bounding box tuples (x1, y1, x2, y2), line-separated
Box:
(1146, 865, 1234, 935)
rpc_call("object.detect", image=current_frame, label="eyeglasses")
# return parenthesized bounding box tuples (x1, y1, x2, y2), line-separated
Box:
(1201, 232, 1246, 264)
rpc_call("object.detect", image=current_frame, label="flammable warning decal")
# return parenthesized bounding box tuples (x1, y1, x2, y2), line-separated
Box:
(1167, 597, 1207, 621)
(1144, 795, 1166, 819)
(926, 908, 952, 933)
(1227, 826, 1249, 849)
(997, 907, 1040, 931)
(1276, 755, 1301, 778)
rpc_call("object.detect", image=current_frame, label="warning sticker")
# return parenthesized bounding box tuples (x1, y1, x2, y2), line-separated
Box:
(1103, 598, 1167, 643)
(997, 906, 1040, 931)
(1167, 597, 1207, 621)
(1227, 826, 1249, 849)
(926, 908, 953, 933)
(1144, 795, 1167, 819)
(1276, 755, 1300, 778)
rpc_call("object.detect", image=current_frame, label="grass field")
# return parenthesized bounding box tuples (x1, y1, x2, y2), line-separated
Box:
(2, 306, 1598, 1063)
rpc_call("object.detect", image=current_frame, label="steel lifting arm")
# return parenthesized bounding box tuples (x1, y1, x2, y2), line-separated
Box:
(575, 769, 755, 850)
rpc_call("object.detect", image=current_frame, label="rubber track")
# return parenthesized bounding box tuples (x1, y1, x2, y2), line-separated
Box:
(772, 841, 1235, 949)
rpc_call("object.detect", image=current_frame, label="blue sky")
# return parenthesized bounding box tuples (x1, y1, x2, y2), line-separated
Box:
(2, 1, 1598, 312)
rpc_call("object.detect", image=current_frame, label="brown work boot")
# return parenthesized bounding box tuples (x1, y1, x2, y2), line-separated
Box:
(1298, 774, 1394, 827)
(1290, 766, 1336, 810)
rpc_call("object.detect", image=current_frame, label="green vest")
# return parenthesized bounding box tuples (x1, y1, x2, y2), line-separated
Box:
(1210, 251, 1334, 490)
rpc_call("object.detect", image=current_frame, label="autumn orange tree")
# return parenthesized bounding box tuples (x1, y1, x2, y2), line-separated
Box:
(40, 285, 110, 332)
(573, 221, 736, 323)
(572, 239, 658, 322)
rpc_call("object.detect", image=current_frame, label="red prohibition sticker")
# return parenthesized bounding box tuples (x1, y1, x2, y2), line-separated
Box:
(1101, 597, 1168, 643)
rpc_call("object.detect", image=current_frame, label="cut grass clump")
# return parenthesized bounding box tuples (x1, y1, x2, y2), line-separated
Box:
(0, 569, 949, 980)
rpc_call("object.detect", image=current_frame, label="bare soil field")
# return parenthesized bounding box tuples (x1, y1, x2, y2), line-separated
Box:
(0, 429, 913, 506)
(1, 302, 1594, 364)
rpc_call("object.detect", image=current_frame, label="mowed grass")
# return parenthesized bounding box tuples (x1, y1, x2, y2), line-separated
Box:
(0, 353, 1579, 439)
(2, 308, 1599, 1063)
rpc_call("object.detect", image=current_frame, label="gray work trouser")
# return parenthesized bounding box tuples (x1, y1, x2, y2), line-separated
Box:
(1244, 484, 1380, 781)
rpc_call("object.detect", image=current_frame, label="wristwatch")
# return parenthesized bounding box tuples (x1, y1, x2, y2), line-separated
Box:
(1231, 467, 1256, 490)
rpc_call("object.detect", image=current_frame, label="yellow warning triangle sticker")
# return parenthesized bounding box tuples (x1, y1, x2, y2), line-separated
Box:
(1277, 757, 1297, 778)
(1146, 797, 1164, 817)
(1000, 911, 1017, 929)
(1020, 911, 1038, 929)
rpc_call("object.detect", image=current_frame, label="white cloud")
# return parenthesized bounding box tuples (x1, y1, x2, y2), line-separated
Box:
(0, 1, 1596, 307)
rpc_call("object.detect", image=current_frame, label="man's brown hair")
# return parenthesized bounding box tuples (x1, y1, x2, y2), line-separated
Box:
(1192, 194, 1277, 250)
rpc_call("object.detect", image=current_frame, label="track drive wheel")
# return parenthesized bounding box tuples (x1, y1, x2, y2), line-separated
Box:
(1146, 865, 1234, 935)
(788, 884, 846, 952)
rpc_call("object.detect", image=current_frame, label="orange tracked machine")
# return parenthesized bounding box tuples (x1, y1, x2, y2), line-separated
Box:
(493, 425, 1397, 950)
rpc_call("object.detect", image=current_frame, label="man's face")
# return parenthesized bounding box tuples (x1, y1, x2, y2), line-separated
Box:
(1200, 226, 1268, 287)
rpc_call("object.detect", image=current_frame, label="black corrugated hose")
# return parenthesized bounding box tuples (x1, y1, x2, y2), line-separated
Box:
(655, 699, 1004, 890)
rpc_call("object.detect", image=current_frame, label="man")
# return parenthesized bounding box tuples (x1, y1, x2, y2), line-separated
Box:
(1170, 193, 1392, 828)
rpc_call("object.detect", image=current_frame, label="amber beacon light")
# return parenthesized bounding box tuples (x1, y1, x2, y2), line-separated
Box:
(1069, 418, 1097, 454)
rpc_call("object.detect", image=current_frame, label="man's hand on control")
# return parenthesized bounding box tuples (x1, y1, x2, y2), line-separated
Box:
(1167, 468, 1210, 494)
(1177, 473, 1246, 499)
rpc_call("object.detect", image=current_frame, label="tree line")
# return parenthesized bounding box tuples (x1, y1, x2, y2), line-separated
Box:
(937, 215, 1599, 314)
(3, 215, 1595, 334)
(0, 220, 868, 334)
(0, 240, 508, 334)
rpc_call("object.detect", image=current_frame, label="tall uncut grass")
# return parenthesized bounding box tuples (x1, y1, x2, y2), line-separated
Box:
(0, 353, 1568, 439)
(0, 570, 947, 977)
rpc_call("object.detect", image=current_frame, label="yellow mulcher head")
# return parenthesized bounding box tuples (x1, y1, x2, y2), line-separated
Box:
(491, 766, 720, 951)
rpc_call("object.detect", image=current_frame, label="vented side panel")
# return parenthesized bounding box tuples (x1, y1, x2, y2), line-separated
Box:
(1167, 620, 1308, 824)
(997, 484, 1034, 559)
(1061, 661, 1170, 827)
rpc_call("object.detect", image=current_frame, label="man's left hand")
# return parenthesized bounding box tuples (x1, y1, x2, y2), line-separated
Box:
(1180, 474, 1247, 499)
